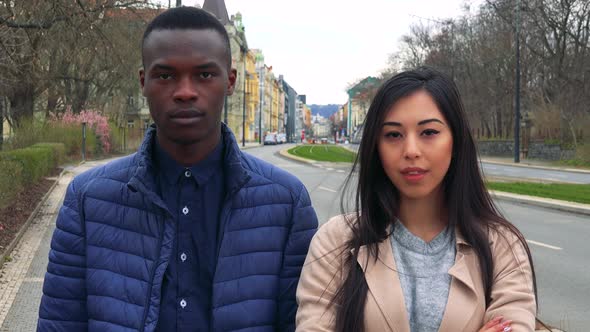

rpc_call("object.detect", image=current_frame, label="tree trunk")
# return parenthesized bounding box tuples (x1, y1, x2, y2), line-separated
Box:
(9, 84, 35, 127)
(46, 85, 59, 119)
(72, 80, 90, 114)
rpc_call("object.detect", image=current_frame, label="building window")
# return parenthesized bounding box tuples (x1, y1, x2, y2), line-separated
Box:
(127, 120, 135, 128)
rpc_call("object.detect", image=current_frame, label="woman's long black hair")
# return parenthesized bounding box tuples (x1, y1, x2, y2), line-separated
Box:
(332, 67, 538, 332)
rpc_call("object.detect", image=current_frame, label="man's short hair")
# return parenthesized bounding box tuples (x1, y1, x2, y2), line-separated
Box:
(141, 6, 232, 69)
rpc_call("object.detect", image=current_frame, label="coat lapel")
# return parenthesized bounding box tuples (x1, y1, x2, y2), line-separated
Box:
(357, 239, 410, 332)
(438, 230, 480, 331)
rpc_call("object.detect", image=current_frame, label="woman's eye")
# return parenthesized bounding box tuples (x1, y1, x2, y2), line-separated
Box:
(385, 132, 402, 139)
(422, 129, 440, 136)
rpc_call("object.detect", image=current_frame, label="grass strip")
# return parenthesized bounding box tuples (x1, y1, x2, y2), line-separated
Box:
(486, 182, 590, 205)
(287, 145, 356, 163)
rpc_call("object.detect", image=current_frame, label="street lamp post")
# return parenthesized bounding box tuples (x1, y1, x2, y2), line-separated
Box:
(242, 71, 249, 147)
(514, 0, 521, 163)
(81, 122, 87, 162)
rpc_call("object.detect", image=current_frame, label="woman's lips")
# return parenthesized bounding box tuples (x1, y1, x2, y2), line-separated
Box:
(401, 168, 428, 182)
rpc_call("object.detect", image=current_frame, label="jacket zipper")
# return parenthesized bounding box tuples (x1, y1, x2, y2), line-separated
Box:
(140, 213, 167, 332)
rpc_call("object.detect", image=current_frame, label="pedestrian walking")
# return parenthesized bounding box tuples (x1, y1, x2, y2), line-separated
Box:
(37, 7, 318, 332)
(296, 67, 541, 332)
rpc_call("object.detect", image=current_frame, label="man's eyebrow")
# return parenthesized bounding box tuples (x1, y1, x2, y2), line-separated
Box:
(418, 118, 445, 126)
(194, 62, 221, 70)
(151, 64, 174, 71)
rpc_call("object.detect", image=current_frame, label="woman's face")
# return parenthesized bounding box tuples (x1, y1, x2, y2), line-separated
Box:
(377, 90, 453, 202)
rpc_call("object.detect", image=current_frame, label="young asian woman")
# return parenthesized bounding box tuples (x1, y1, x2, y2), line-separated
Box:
(295, 67, 539, 332)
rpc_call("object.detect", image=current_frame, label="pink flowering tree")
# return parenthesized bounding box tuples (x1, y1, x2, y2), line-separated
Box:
(49, 106, 112, 154)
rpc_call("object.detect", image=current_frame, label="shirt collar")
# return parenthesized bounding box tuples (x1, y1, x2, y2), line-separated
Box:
(154, 139, 224, 186)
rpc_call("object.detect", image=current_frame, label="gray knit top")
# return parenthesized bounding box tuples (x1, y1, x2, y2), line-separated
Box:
(390, 221, 456, 332)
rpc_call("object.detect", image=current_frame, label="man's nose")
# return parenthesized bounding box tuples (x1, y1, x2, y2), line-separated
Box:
(173, 76, 198, 102)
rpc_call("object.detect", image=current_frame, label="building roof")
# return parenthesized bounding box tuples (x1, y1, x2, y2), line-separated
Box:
(203, 0, 230, 25)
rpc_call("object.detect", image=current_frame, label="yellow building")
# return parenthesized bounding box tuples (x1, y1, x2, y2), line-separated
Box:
(243, 49, 259, 142)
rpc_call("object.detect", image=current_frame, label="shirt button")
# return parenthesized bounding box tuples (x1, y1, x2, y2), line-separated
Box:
(184, 170, 191, 178)
(180, 252, 187, 262)
(180, 299, 187, 308)
(182, 206, 189, 215)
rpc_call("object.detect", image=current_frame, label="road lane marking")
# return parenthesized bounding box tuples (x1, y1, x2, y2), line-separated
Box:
(326, 168, 334, 171)
(318, 186, 338, 193)
(526, 239, 562, 250)
(337, 170, 345, 173)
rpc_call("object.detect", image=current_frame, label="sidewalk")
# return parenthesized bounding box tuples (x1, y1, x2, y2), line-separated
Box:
(480, 156, 590, 174)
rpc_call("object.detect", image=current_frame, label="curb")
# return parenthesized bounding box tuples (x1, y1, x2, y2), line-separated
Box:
(281, 146, 590, 216)
(239, 144, 262, 150)
(279, 147, 317, 164)
(480, 159, 590, 174)
(490, 190, 590, 216)
(279, 146, 354, 166)
(0, 168, 66, 269)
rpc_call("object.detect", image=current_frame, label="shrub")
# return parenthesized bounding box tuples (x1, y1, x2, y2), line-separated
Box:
(42, 122, 98, 159)
(7, 118, 44, 150)
(575, 144, 590, 163)
(0, 160, 23, 209)
(31, 143, 66, 168)
(0, 147, 53, 186)
(50, 107, 111, 154)
(7, 117, 100, 160)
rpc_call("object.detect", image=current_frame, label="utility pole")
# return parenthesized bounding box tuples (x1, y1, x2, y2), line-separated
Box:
(258, 68, 264, 144)
(176, 0, 181, 7)
(242, 62, 248, 147)
(514, 0, 521, 163)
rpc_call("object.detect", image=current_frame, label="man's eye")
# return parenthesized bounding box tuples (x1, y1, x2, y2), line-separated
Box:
(158, 73, 172, 80)
(200, 72, 213, 79)
(422, 129, 440, 136)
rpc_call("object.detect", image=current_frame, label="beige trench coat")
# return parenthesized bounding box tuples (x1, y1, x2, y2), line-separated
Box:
(296, 215, 536, 332)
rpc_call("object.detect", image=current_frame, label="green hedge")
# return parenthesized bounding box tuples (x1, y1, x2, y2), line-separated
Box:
(0, 147, 53, 186)
(0, 160, 23, 209)
(0, 143, 65, 210)
(30, 143, 66, 168)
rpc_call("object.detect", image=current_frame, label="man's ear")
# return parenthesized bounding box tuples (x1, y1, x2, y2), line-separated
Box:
(139, 68, 146, 96)
(226, 68, 237, 96)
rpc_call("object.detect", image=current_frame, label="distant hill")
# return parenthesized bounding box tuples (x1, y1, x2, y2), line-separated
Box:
(309, 104, 339, 118)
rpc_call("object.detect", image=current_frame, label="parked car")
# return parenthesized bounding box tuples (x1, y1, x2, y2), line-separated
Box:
(277, 133, 287, 144)
(263, 133, 278, 145)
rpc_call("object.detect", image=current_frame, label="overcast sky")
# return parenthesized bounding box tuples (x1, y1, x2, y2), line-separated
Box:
(154, 0, 482, 105)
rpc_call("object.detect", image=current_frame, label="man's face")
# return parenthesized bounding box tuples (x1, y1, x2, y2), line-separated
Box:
(140, 29, 236, 147)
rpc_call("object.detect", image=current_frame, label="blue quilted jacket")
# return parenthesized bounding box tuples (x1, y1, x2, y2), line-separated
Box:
(37, 125, 318, 332)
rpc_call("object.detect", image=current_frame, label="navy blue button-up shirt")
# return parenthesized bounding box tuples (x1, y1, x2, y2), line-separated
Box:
(154, 140, 225, 332)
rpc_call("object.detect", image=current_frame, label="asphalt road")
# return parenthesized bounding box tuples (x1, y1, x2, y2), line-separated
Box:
(481, 163, 590, 184)
(247, 143, 590, 332)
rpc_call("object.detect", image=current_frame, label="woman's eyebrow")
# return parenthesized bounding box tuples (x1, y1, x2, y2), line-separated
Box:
(418, 118, 445, 126)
